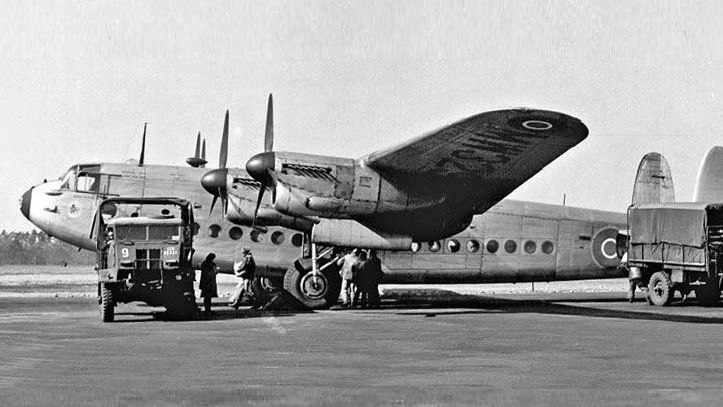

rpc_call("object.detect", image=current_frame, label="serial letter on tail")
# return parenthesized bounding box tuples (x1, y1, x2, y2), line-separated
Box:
(693, 146, 723, 203)
(631, 152, 675, 205)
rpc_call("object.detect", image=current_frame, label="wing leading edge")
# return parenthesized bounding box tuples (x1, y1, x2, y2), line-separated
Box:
(362, 108, 588, 212)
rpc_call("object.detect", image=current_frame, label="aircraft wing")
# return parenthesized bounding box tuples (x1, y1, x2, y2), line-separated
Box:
(363, 108, 588, 212)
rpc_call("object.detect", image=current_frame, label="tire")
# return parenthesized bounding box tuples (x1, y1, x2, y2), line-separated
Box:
(647, 271, 674, 306)
(283, 259, 342, 309)
(695, 276, 721, 307)
(251, 276, 283, 305)
(100, 283, 115, 322)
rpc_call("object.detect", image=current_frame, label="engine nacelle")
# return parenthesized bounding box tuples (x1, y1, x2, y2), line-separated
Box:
(311, 219, 413, 250)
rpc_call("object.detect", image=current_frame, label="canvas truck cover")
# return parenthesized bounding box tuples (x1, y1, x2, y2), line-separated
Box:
(628, 202, 710, 248)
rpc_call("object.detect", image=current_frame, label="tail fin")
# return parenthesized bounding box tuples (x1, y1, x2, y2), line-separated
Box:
(693, 146, 723, 202)
(631, 152, 675, 205)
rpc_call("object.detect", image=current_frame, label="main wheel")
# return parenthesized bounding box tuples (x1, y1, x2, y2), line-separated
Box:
(100, 283, 115, 322)
(647, 271, 674, 306)
(695, 276, 721, 307)
(283, 259, 341, 309)
(251, 276, 283, 305)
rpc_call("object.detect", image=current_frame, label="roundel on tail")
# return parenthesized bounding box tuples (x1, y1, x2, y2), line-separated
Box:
(592, 227, 621, 268)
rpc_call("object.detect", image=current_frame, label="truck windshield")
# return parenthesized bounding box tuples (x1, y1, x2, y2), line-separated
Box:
(115, 225, 146, 241)
(148, 225, 180, 242)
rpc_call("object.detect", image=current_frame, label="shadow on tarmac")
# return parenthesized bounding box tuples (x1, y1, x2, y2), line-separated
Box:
(382, 289, 723, 324)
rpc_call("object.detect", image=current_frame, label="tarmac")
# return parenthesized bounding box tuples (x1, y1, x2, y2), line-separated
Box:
(1, 288, 723, 406)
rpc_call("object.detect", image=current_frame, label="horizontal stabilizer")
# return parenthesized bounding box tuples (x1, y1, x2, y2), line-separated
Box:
(631, 152, 675, 205)
(693, 146, 723, 202)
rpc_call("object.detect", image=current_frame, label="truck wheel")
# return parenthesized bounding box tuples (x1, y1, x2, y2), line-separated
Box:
(695, 277, 721, 307)
(251, 276, 283, 305)
(647, 271, 674, 306)
(283, 259, 341, 309)
(100, 283, 115, 322)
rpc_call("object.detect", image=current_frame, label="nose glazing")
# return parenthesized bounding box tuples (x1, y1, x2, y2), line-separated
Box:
(20, 187, 32, 220)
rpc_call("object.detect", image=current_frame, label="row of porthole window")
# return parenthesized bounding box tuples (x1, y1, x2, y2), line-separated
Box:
(412, 239, 555, 255)
(203, 223, 304, 247)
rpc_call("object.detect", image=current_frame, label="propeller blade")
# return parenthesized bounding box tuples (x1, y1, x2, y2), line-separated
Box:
(268, 168, 277, 204)
(219, 110, 229, 168)
(265, 94, 273, 152)
(201, 139, 206, 161)
(139, 122, 147, 166)
(252, 186, 266, 228)
(194, 132, 201, 158)
(209, 195, 218, 216)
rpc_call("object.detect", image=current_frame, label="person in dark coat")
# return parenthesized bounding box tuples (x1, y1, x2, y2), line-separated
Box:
(199, 253, 218, 315)
(366, 250, 384, 308)
(352, 250, 370, 308)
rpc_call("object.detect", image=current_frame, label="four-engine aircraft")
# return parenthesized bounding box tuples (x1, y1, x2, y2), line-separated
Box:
(20, 96, 626, 308)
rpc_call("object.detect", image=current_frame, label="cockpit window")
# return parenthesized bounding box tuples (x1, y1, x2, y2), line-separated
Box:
(76, 171, 100, 192)
(60, 167, 77, 190)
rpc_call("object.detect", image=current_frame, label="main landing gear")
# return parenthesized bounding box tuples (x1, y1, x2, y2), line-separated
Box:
(283, 244, 342, 309)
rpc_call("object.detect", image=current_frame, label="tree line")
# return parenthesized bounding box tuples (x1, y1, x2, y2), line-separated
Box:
(0, 230, 94, 265)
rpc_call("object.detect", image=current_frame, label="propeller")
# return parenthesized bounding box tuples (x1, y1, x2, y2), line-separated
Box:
(138, 122, 147, 166)
(186, 132, 208, 168)
(246, 94, 277, 226)
(201, 110, 230, 216)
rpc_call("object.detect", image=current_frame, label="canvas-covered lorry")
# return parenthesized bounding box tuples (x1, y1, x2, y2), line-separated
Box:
(625, 202, 723, 306)
(94, 197, 197, 321)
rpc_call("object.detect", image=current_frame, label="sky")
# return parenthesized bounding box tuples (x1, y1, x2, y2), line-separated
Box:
(2, 0, 723, 231)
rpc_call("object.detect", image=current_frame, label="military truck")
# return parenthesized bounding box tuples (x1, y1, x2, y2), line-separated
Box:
(625, 202, 723, 306)
(94, 197, 198, 321)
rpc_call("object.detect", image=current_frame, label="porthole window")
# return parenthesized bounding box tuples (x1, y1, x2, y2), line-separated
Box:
(524, 240, 537, 254)
(447, 239, 461, 253)
(411, 242, 421, 253)
(192, 222, 200, 236)
(542, 240, 555, 254)
(504, 240, 517, 254)
(229, 227, 243, 240)
(428, 241, 441, 252)
(486, 240, 499, 253)
(250, 229, 263, 243)
(291, 233, 304, 247)
(271, 231, 285, 245)
(467, 240, 480, 253)
(208, 224, 221, 238)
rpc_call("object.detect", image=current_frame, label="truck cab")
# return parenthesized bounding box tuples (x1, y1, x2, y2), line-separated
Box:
(95, 197, 197, 321)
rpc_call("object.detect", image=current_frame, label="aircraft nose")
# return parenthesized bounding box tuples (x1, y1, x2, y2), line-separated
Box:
(20, 187, 33, 220)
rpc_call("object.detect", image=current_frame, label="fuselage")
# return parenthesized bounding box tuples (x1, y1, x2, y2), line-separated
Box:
(20, 161, 626, 283)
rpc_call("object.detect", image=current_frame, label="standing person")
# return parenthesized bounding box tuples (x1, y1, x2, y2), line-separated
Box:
(199, 253, 218, 316)
(336, 249, 359, 307)
(229, 247, 256, 309)
(366, 250, 384, 309)
(352, 250, 369, 308)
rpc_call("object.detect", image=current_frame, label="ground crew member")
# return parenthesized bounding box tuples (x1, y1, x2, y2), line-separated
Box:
(199, 253, 218, 316)
(352, 250, 369, 308)
(366, 250, 383, 309)
(337, 249, 359, 307)
(229, 247, 256, 310)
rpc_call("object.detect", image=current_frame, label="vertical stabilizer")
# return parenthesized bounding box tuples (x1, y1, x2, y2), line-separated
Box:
(631, 152, 675, 205)
(693, 146, 723, 202)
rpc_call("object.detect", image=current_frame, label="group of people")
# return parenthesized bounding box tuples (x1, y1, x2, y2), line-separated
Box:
(198, 247, 256, 316)
(198, 246, 384, 314)
(337, 248, 384, 308)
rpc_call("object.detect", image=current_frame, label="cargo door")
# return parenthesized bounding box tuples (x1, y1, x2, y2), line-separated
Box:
(556, 220, 593, 279)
